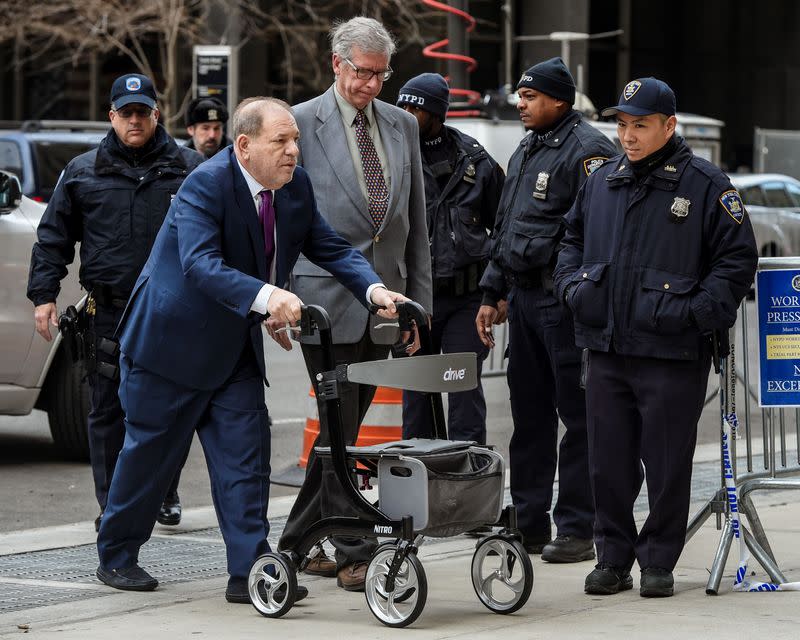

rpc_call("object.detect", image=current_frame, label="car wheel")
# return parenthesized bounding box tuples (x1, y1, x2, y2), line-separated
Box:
(43, 348, 90, 461)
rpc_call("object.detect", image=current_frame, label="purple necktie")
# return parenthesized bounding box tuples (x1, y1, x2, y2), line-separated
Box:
(257, 190, 275, 274)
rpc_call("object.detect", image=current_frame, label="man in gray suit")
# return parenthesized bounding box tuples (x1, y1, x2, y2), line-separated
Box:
(277, 16, 432, 592)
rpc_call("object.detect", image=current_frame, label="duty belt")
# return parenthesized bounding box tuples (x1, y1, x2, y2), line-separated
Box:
(506, 269, 553, 292)
(433, 261, 486, 297)
(90, 284, 129, 309)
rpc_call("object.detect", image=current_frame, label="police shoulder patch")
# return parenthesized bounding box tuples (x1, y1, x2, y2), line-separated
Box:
(719, 189, 745, 224)
(583, 156, 608, 176)
(719, 189, 744, 224)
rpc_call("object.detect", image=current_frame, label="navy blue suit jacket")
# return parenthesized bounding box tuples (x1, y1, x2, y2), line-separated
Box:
(118, 147, 379, 390)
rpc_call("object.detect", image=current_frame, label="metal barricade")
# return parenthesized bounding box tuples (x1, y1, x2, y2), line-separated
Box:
(687, 259, 800, 594)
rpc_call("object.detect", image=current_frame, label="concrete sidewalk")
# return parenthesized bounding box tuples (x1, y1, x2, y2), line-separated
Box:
(1, 443, 799, 639)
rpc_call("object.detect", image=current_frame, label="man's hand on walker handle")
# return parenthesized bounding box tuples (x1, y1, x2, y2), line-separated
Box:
(369, 287, 408, 319)
(263, 288, 303, 351)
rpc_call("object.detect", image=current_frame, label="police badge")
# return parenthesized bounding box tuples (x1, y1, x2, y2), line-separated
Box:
(623, 80, 642, 100)
(670, 196, 691, 220)
(533, 171, 549, 199)
(464, 162, 476, 184)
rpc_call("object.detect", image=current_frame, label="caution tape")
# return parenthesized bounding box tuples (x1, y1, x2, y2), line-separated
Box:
(722, 415, 800, 591)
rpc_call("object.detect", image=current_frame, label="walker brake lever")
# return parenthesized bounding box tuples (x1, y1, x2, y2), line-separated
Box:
(274, 324, 302, 334)
(369, 303, 399, 329)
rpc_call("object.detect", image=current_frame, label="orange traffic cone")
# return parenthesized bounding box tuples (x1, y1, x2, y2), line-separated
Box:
(298, 385, 403, 468)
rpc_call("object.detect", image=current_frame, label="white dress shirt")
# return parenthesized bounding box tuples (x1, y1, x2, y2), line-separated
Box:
(236, 157, 385, 315)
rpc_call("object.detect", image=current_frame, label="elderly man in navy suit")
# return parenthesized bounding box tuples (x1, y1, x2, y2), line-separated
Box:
(95, 97, 405, 604)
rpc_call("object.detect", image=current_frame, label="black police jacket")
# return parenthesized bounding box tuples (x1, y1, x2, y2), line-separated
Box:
(554, 138, 759, 361)
(28, 125, 203, 306)
(480, 109, 617, 302)
(424, 126, 505, 279)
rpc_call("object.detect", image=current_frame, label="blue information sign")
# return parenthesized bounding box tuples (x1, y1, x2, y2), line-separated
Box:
(757, 268, 800, 407)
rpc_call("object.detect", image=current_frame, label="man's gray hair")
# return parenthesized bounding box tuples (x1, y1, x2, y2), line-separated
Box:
(330, 16, 397, 60)
(232, 97, 291, 139)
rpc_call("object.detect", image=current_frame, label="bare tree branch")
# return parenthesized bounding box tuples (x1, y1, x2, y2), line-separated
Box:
(1, 0, 437, 126)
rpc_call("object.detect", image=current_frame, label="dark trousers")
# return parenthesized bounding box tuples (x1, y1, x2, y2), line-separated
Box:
(506, 285, 593, 540)
(279, 335, 390, 569)
(402, 291, 489, 443)
(87, 307, 185, 511)
(586, 350, 710, 571)
(97, 352, 270, 579)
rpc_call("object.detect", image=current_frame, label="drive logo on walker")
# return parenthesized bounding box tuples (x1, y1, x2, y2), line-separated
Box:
(756, 267, 800, 406)
(443, 367, 466, 382)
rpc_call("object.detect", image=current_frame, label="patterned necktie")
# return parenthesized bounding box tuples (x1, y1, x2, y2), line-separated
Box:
(257, 190, 275, 275)
(354, 109, 389, 229)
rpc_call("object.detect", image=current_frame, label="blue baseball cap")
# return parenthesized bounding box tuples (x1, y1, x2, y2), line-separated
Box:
(601, 77, 676, 117)
(110, 73, 157, 110)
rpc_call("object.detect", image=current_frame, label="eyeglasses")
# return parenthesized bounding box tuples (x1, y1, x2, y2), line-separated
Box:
(114, 106, 153, 119)
(343, 58, 393, 82)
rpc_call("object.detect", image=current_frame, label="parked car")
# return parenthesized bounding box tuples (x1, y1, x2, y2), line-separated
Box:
(0, 120, 108, 202)
(0, 170, 89, 459)
(730, 173, 800, 257)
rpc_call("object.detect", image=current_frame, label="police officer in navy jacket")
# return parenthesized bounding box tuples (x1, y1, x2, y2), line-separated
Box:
(95, 98, 407, 604)
(28, 73, 203, 531)
(397, 73, 505, 444)
(554, 78, 758, 597)
(477, 58, 616, 562)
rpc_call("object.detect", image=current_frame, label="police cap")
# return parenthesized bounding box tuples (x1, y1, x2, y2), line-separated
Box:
(110, 74, 157, 110)
(601, 77, 676, 117)
(185, 97, 229, 127)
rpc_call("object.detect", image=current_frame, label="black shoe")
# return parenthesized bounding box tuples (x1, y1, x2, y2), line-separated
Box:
(640, 567, 674, 597)
(94, 511, 103, 533)
(96, 565, 158, 591)
(584, 563, 633, 595)
(522, 534, 552, 554)
(157, 492, 181, 526)
(541, 535, 596, 563)
(225, 576, 308, 604)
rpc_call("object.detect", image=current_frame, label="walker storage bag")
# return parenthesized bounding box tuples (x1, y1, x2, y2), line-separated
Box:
(356, 439, 505, 537)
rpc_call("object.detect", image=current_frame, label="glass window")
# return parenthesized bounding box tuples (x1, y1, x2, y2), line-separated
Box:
(32, 141, 97, 202)
(762, 182, 794, 208)
(739, 185, 766, 207)
(0, 140, 24, 183)
(786, 182, 800, 208)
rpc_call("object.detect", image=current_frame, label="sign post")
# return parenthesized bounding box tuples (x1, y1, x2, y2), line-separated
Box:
(756, 258, 800, 407)
(192, 45, 238, 120)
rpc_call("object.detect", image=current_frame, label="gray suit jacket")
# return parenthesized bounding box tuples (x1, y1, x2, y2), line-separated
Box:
(290, 86, 432, 344)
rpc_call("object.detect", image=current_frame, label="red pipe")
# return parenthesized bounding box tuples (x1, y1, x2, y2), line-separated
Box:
(421, 0, 481, 109)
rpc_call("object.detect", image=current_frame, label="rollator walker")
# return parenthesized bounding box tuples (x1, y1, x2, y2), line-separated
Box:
(248, 301, 533, 627)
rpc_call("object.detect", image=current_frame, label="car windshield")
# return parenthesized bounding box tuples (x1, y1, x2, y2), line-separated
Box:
(740, 185, 766, 207)
(32, 141, 97, 202)
(762, 181, 794, 208)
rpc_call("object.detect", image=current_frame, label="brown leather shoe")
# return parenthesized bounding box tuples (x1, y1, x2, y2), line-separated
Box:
(304, 551, 336, 577)
(336, 562, 368, 592)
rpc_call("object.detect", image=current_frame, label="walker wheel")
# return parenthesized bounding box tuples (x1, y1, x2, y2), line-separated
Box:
(365, 543, 427, 628)
(248, 552, 297, 618)
(471, 535, 533, 614)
